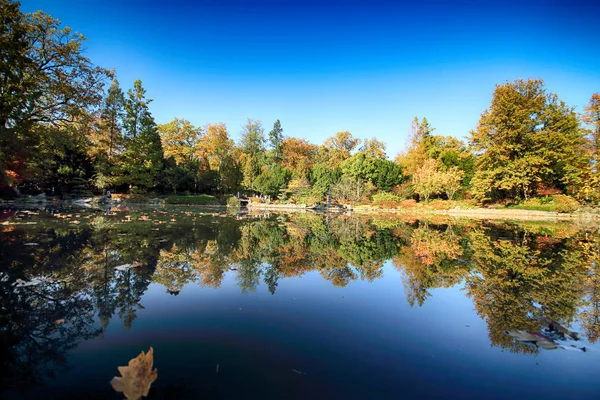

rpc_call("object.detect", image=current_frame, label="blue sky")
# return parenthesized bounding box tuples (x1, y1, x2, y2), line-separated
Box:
(20, 0, 600, 159)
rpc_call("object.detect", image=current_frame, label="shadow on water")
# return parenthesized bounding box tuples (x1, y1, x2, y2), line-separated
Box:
(1, 206, 599, 398)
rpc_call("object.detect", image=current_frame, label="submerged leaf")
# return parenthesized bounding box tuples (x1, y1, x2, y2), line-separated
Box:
(111, 347, 157, 400)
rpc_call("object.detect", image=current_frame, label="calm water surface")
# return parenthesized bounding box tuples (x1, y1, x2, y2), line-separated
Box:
(1, 206, 599, 399)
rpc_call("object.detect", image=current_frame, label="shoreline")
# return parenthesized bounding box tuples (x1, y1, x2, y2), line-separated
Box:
(3, 198, 600, 222)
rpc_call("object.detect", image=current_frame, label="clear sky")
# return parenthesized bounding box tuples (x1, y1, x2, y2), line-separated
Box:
(19, 0, 600, 159)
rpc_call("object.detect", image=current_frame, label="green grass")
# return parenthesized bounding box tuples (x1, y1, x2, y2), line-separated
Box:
(508, 204, 558, 212)
(163, 194, 224, 205)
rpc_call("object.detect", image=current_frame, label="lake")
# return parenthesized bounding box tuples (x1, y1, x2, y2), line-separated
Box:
(1, 205, 599, 399)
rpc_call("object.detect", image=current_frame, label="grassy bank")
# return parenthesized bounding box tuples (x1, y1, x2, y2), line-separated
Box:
(162, 194, 225, 205)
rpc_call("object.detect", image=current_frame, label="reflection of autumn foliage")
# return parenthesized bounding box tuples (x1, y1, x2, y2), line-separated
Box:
(316, 248, 358, 287)
(464, 229, 588, 354)
(393, 224, 469, 306)
(577, 238, 600, 343)
(154, 245, 198, 294)
(190, 240, 229, 288)
(409, 225, 463, 265)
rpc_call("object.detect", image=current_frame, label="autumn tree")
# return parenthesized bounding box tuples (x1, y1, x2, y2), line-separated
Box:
(439, 167, 465, 200)
(322, 131, 360, 168)
(360, 137, 387, 159)
(395, 117, 435, 177)
(158, 118, 202, 165)
(470, 79, 587, 199)
(412, 159, 444, 202)
(200, 123, 241, 193)
(583, 93, 600, 166)
(281, 137, 318, 178)
(579, 94, 600, 201)
(90, 78, 125, 163)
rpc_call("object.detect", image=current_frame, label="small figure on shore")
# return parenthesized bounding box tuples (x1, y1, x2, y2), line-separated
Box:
(107, 190, 112, 200)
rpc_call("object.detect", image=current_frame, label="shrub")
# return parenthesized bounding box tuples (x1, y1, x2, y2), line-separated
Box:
(399, 199, 418, 208)
(372, 192, 401, 208)
(427, 199, 453, 210)
(552, 195, 580, 213)
(226, 196, 241, 208)
(372, 192, 400, 203)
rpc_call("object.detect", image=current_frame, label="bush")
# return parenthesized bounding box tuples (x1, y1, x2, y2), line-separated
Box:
(372, 192, 401, 208)
(509, 195, 580, 213)
(399, 199, 418, 208)
(552, 195, 580, 213)
(226, 196, 241, 208)
(372, 192, 400, 203)
(427, 199, 453, 210)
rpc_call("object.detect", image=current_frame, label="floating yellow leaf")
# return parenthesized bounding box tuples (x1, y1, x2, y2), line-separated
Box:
(111, 347, 158, 400)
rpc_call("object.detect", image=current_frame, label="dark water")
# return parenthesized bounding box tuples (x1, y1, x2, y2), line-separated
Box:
(1, 206, 599, 399)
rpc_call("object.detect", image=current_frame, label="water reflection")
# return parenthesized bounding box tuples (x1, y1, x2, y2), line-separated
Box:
(1, 207, 599, 393)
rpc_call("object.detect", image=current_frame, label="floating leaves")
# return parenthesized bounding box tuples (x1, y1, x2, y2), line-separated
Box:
(111, 347, 158, 400)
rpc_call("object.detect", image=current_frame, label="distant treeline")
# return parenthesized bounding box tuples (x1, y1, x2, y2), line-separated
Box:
(1, 0, 599, 204)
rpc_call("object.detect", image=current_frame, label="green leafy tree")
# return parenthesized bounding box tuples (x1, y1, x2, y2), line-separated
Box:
(341, 152, 403, 191)
(90, 77, 125, 190)
(0, 0, 109, 188)
(239, 118, 265, 191)
(309, 162, 341, 198)
(268, 119, 284, 162)
(118, 80, 164, 191)
(123, 79, 152, 139)
(254, 164, 291, 197)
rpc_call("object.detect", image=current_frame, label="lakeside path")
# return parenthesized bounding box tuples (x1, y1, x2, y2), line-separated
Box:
(3, 198, 599, 223)
(247, 202, 600, 222)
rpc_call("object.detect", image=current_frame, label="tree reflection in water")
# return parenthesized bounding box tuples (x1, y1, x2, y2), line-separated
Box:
(1, 207, 599, 390)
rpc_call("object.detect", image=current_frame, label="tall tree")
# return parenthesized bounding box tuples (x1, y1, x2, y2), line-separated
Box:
(123, 80, 153, 139)
(89, 77, 125, 190)
(118, 80, 164, 192)
(239, 118, 265, 157)
(395, 117, 434, 177)
(579, 94, 600, 201)
(198, 123, 241, 193)
(268, 119, 284, 162)
(0, 0, 108, 188)
(239, 118, 265, 191)
(470, 79, 587, 199)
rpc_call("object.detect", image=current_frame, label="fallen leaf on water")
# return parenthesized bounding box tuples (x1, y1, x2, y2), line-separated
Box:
(111, 347, 157, 400)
